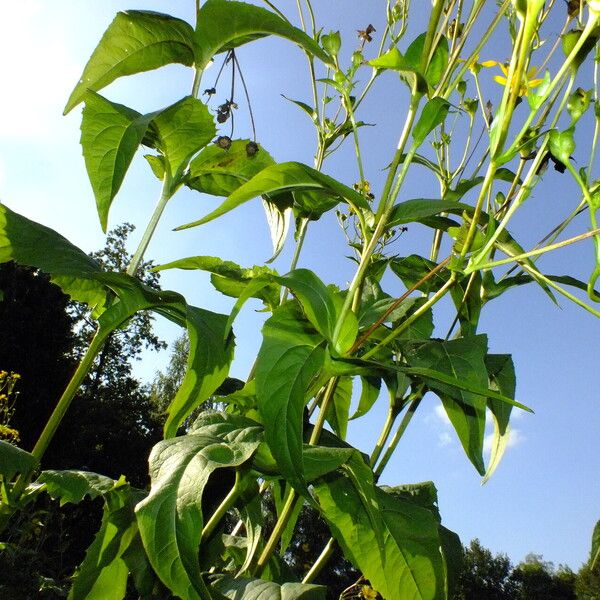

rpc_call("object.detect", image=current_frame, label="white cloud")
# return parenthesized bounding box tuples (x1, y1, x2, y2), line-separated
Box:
(438, 431, 453, 447)
(434, 403, 451, 426)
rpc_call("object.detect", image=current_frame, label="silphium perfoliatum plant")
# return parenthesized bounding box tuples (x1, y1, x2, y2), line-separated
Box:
(1, 1, 600, 598)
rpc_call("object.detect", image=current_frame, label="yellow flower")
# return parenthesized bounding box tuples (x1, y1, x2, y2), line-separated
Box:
(481, 60, 543, 96)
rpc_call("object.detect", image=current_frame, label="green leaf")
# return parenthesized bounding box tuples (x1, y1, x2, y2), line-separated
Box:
(324, 376, 353, 439)
(368, 46, 428, 95)
(439, 526, 464, 599)
(65, 11, 195, 114)
(408, 336, 490, 475)
(163, 306, 235, 438)
(262, 198, 292, 263)
(154, 255, 281, 310)
(175, 162, 369, 230)
(387, 199, 472, 229)
(194, 0, 332, 71)
(136, 428, 261, 600)
(0, 440, 38, 480)
(443, 169, 518, 203)
(80, 92, 154, 231)
(255, 303, 326, 492)
(302, 445, 354, 481)
(186, 140, 275, 197)
(68, 484, 140, 600)
(350, 376, 381, 420)
(0, 204, 107, 312)
(412, 97, 451, 147)
(482, 354, 516, 484)
(591, 520, 600, 570)
(36, 470, 119, 506)
(549, 127, 576, 166)
(404, 32, 448, 89)
(390, 255, 449, 295)
(150, 96, 216, 181)
(210, 574, 326, 600)
(313, 474, 445, 600)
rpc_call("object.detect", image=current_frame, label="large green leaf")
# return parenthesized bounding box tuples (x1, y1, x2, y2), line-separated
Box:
(482, 354, 516, 483)
(65, 11, 195, 114)
(302, 445, 354, 481)
(368, 46, 428, 95)
(68, 484, 142, 600)
(35, 470, 119, 506)
(0, 204, 107, 312)
(136, 427, 261, 600)
(313, 474, 445, 600)
(0, 440, 38, 480)
(255, 302, 326, 492)
(210, 574, 325, 600)
(163, 306, 235, 438)
(80, 92, 154, 231)
(412, 98, 451, 147)
(194, 0, 332, 71)
(186, 140, 275, 197)
(149, 96, 216, 181)
(407, 336, 490, 475)
(175, 162, 369, 230)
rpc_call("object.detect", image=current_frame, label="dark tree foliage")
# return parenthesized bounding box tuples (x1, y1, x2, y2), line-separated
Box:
(0, 262, 76, 450)
(453, 539, 518, 600)
(511, 554, 577, 600)
(575, 558, 600, 599)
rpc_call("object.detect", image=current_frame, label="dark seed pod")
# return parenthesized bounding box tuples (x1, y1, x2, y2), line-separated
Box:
(246, 141, 259, 157)
(216, 136, 232, 150)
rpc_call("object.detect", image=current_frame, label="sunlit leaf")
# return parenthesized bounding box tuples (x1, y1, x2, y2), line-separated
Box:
(313, 473, 445, 600)
(80, 92, 154, 231)
(65, 11, 195, 113)
(323, 376, 353, 439)
(136, 427, 261, 600)
(350, 376, 381, 420)
(482, 354, 516, 483)
(407, 335, 490, 475)
(255, 303, 326, 492)
(368, 46, 428, 95)
(68, 485, 142, 600)
(194, 0, 332, 71)
(412, 97, 451, 147)
(35, 470, 118, 506)
(386, 199, 471, 229)
(186, 140, 275, 197)
(149, 96, 215, 181)
(175, 162, 369, 230)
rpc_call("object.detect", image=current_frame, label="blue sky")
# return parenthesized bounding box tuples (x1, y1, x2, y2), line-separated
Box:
(1, 0, 598, 571)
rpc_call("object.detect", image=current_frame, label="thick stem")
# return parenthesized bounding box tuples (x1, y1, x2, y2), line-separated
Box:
(302, 537, 336, 583)
(369, 406, 398, 468)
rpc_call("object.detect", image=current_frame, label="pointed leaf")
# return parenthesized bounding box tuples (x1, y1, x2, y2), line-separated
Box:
(163, 306, 235, 438)
(0, 440, 38, 480)
(412, 98, 451, 147)
(350, 376, 381, 420)
(324, 376, 353, 439)
(482, 354, 516, 483)
(255, 303, 326, 491)
(313, 474, 445, 600)
(150, 96, 216, 180)
(194, 0, 332, 71)
(136, 428, 261, 600)
(65, 11, 195, 113)
(80, 92, 154, 231)
(408, 336, 490, 475)
(302, 446, 354, 481)
(387, 199, 472, 229)
(368, 46, 428, 95)
(175, 162, 369, 230)
(262, 199, 292, 263)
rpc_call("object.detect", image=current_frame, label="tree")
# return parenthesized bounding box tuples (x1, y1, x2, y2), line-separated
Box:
(510, 554, 576, 600)
(576, 559, 600, 599)
(453, 539, 518, 600)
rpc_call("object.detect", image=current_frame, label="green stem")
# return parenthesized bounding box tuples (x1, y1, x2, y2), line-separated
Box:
(254, 488, 299, 575)
(31, 332, 106, 462)
(201, 471, 243, 542)
(126, 176, 172, 277)
(302, 537, 336, 583)
(369, 406, 398, 468)
(466, 227, 600, 272)
(374, 392, 423, 478)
